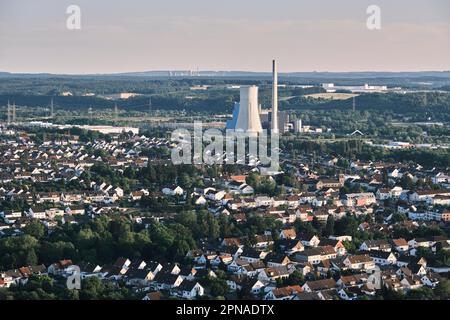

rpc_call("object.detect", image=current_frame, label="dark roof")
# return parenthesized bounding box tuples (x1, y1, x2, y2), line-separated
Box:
(146, 261, 162, 271)
(126, 268, 151, 279)
(129, 260, 146, 269)
(101, 265, 123, 276)
(179, 267, 196, 277)
(220, 245, 241, 254)
(296, 247, 323, 257)
(160, 263, 179, 273)
(265, 253, 289, 264)
(397, 255, 427, 266)
(318, 239, 340, 247)
(113, 257, 129, 268)
(28, 264, 46, 274)
(194, 269, 215, 279)
(362, 240, 391, 248)
(296, 292, 322, 300)
(178, 280, 199, 291)
(154, 272, 180, 284)
(279, 239, 303, 250)
(78, 262, 99, 273)
(365, 250, 394, 260)
(240, 249, 262, 259)
(305, 278, 336, 291)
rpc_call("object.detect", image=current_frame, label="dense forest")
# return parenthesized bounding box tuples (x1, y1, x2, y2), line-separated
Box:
(281, 92, 450, 121)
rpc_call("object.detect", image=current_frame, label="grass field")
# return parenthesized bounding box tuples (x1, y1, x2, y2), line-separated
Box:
(304, 93, 359, 100)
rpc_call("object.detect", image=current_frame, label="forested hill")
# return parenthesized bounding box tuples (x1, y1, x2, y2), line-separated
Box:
(281, 92, 450, 121)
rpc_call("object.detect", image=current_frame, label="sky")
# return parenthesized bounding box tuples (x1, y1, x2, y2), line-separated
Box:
(0, 0, 449, 74)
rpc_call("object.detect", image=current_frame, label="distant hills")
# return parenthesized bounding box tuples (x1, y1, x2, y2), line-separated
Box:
(1, 70, 449, 88)
(1, 70, 450, 79)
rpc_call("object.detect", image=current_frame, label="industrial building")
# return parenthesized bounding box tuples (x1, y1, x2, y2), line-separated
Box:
(322, 83, 388, 93)
(226, 59, 287, 134)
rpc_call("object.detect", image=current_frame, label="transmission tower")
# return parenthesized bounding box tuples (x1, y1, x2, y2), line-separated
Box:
(7, 100, 10, 125)
(114, 103, 118, 122)
(88, 107, 93, 121)
(352, 96, 356, 112)
(12, 102, 16, 122)
(50, 97, 54, 118)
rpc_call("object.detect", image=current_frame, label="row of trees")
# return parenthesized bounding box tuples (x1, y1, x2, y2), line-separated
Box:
(0, 208, 282, 270)
(0, 275, 136, 300)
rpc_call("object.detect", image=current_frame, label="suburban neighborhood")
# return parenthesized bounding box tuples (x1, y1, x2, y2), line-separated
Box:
(0, 125, 448, 300)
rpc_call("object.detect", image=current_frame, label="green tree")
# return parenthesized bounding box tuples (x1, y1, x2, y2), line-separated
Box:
(80, 277, 104, 300)
(209, 278, 229, 297)
(23, 220, 46, 239)
(324, 215, 335, 236)
(434, 278, 449, 300)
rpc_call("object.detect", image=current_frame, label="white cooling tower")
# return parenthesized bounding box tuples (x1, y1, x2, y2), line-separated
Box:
(235, 85, 263, 133)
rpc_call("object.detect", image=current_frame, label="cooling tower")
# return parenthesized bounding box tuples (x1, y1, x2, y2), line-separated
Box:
(226, 102, 240, 130)
(234, 85, 262, 134)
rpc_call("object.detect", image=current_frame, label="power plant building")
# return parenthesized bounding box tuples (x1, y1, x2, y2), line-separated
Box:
(294, 119, 302, 133)
(226, 60, 283, 134)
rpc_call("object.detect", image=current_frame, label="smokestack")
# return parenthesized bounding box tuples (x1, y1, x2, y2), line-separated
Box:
(271, 60, 279, 133)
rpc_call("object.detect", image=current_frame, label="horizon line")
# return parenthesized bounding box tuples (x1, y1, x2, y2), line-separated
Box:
(2, 69, 450, 76)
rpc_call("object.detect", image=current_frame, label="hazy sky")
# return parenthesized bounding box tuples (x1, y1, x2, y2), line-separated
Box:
(0, 0, 449, 73)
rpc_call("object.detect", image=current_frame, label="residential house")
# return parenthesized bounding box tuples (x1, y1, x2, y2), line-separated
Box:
(154, 273, 184, 290)
(366, 250, 397, 266)
(343, 255, 375, 271)
(175, 280, 205, 299)
(302, 279, 337, 292)
(359, 240, 391, 252)
(392, 239, 409, 253)
(264, 285, 302, 300)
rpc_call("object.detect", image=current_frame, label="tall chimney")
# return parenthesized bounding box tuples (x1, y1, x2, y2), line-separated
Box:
(271, 59, 279, 133)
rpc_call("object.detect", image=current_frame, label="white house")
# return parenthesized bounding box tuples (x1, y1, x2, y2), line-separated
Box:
(247, 279, 266, 295)
(343, 255, 375, 270)
(28, 208, 47, 220)
(392, 239, 409, 253)
(368, 250, 397, 266)
(0, 210, 22, 223)
(343, 193, 376, 207)
(194, 195, 207, 206)
(162, 186, 184, 196)
(409, 190, 450, 203)
(176, 280, 205, 299)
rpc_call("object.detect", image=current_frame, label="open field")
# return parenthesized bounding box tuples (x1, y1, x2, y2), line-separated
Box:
(304, 92, 359, 100)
